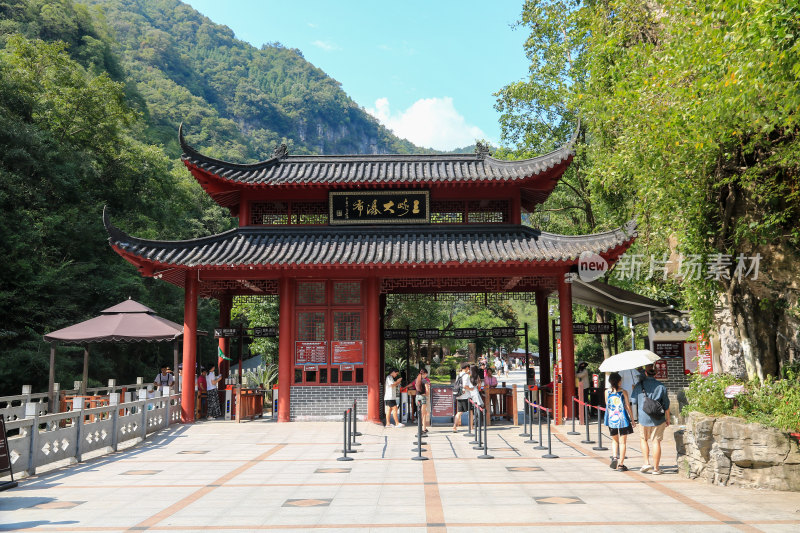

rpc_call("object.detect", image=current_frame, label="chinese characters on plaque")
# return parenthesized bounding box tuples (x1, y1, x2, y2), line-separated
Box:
(329, 190, 430, 225)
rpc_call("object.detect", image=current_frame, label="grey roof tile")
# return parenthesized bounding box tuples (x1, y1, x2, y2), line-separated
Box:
(104, 208, 637, 270)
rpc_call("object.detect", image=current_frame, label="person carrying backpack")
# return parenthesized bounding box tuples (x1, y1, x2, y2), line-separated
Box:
(630, 364, 671, 475)
(605, 372, 635, 471)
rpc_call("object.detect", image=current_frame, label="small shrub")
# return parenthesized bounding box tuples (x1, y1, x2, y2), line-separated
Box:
(683, 372, 739, 416)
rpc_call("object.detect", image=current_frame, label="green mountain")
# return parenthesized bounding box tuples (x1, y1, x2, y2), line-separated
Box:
(81, 0, 427, 160)
(0, 0, 429, 395)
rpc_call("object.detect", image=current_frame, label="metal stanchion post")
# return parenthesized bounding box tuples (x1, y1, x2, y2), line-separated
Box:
(534, 403, 546, 450)
(468, 401, 479, 444)
(519, 389, 530, 437)
(593, 406, 608, 451)
(337, 409, 353, 461)
(581, 401, 595, 444)
(353, 399, 362, 437)
(478, 407, 493, 459)
(524, 399, 538, 444)
(473, 403, 483, 450)
(350, 402, 361, 447)
(542, 408, 558, 459)
(568, 397, 580, 435)
(411, 409, 428, 461)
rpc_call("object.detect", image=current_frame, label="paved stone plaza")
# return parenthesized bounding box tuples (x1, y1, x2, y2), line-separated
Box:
(2, 371, 799, 532)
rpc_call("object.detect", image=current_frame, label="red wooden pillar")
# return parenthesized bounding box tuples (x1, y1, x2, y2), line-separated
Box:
(365, 277, 381, 424)
(217, 294, 232, 377)
(277, 277, 294, 422)
(535, 290, 551, 387)
(558, 274, 575, 420)
(181, 270, 198, 423)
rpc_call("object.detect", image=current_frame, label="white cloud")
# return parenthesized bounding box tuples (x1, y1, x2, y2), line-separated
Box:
(311, 40, 338, 51)
(367, 97, 486, 151)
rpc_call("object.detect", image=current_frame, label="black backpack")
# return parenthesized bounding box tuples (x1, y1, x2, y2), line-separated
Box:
(453, 375, 464, 396)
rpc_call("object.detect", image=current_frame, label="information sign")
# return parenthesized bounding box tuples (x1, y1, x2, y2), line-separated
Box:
(653, 341, 683, 358)
(430, 385, 454, 417)
(698, 333, 713, 376)
(654, 359, 669, 381)
(330, 190, 430, 225)
(332, 340, 363, 364)
(417, 329, 440, 340)
(383, 329, 408, 340)
(214, 328, 239, 338)
(724, 384, 745, 399)
(453, 328, 478, 339)
(587, 322, 613, 334)
(572, 323, 586, 335)
(252, 327, 278, 337)
(683, 342, 699, 374)
(295, 341, 327, 365)
(492, 327, 516, 338)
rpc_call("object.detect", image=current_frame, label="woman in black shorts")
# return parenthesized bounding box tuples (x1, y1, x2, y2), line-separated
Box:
(604, 372, 635, 471)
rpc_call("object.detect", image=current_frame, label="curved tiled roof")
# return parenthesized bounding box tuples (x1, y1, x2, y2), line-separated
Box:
(651, 312, 692, 334)
(179, 124, 578, 188)
(105, 209, 636, 269)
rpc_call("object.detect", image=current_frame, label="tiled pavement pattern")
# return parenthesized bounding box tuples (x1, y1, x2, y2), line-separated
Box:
(2, 371, 799, 532)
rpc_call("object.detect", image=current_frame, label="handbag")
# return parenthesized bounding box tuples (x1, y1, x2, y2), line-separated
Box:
(640, 383, 665, 417)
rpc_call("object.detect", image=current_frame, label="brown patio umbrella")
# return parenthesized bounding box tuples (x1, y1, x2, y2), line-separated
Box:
(43, 299, 200, 409)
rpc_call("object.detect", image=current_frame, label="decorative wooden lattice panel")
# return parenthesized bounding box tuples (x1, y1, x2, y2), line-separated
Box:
(297, 281, 326, 305)
(431, 200, 464, 224)
(381, 276, 557, 296)
(291, 202, 328, 225)
(467, 200, 509, 223)
(201, 279, 279, 298)
(297, 312, 325, 340)
(251, 202, 288, 225)
(333, 281, 361, 304)
(333, 312, 361, 340)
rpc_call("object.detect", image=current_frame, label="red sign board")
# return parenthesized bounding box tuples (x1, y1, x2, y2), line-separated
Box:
(698, 333, 713, 376)
(431, 385, 454, 417)
(295, 341, 327, 365)
(332, 340, 363, 364)
(654, 359, 669, 381)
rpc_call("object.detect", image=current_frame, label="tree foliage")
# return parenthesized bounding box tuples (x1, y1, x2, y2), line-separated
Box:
(496, 0, 800, 378)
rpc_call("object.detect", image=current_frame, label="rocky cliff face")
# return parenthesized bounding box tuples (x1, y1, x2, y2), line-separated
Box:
(675, 412, 800, 491)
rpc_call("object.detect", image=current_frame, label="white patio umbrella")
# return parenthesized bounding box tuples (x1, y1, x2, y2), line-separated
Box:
(599, 349, 661, 372)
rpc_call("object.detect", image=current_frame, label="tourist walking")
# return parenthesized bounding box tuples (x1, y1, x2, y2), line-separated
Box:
(197, 367, 208, 418)
(452, 363, 472, 432)
(484, 366, 498, 418)
(605, 372, 635, 471)
(205, 364, 224, 419)
(415, 368, 430, 434)
(384, 368, 403, 427)
(631, 364, 671, 474)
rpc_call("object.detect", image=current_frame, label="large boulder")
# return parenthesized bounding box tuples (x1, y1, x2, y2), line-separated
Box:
(677, 412, 800, 491)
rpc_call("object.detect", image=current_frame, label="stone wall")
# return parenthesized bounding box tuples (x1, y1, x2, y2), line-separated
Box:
(290, 385, 368, 421)
(675, 412, 800, 491)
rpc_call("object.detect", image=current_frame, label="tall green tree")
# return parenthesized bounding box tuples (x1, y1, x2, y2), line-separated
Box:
(497, 0, 800, 379)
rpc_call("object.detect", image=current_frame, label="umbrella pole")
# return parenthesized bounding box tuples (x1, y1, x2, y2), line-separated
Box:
(82, 346, 89, 395)
(49, 343, 56, 412)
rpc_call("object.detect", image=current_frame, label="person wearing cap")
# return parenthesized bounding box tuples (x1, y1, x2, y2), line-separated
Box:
(631, 364, 671, 475)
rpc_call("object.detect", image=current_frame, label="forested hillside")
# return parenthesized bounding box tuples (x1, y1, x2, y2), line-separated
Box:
(0, 0, 425, 395)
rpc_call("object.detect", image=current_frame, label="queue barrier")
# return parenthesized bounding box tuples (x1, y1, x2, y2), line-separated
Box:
(411, 402, 428, 461)
(526, 400, 558, 459)
(572, 397, 611, 452)
(468, 399, 493, 459)
(337, 408, 354, 462)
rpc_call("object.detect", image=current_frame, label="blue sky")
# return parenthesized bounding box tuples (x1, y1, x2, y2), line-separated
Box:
(185, 1, 531, 150)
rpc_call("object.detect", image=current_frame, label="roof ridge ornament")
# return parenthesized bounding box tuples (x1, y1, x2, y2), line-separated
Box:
(474, 141, 491, 160)
(272, 143, 288, 159)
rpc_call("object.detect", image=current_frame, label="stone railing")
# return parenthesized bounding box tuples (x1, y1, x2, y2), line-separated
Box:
(675, 411, 800, 492)
(0, 380, 161, 422)
(1, 393, 181, 479)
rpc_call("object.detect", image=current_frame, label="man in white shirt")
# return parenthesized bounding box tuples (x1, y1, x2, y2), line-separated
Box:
(153, 365, 174, 394)
(384, 369, 403, 427)
(452, 363, 472, 432)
